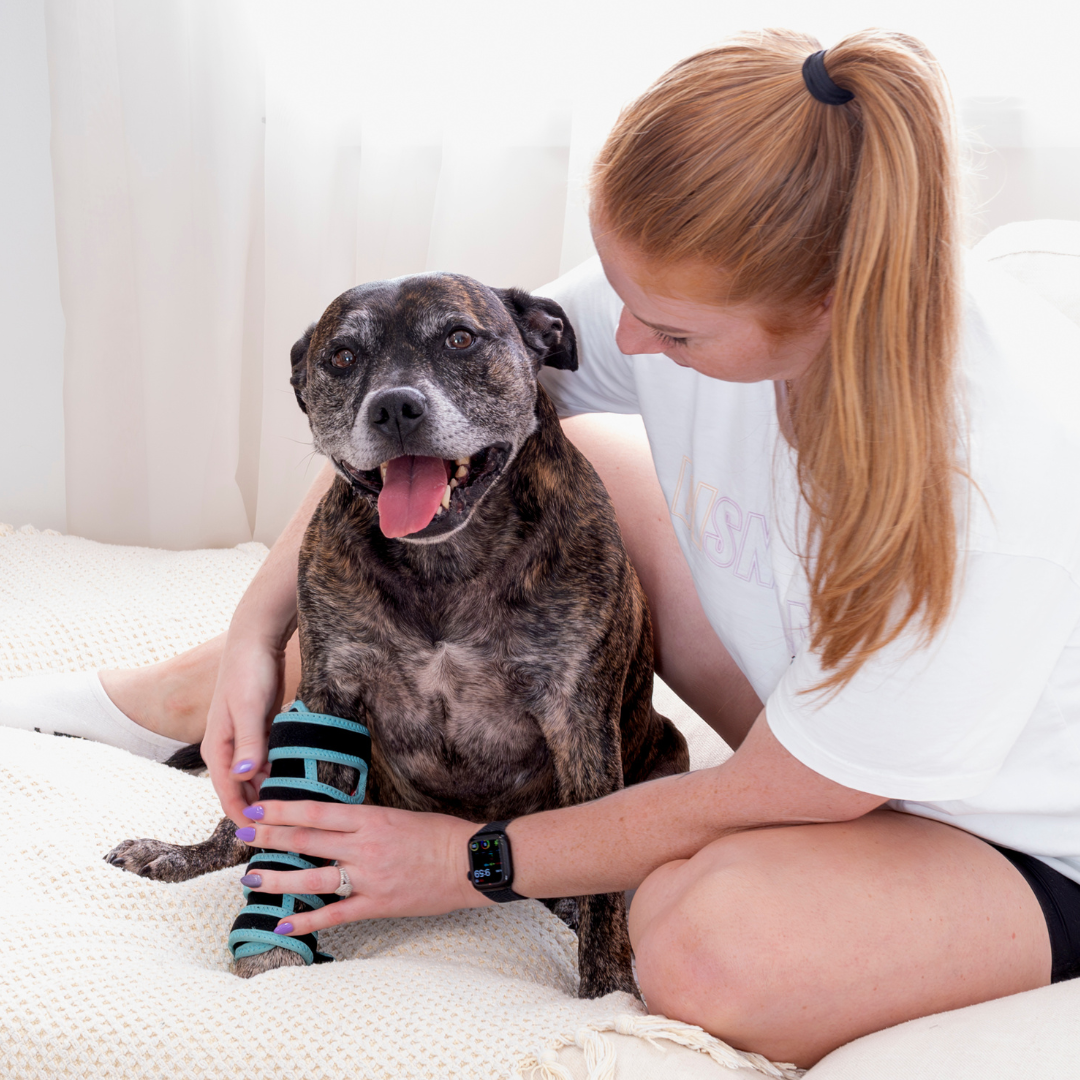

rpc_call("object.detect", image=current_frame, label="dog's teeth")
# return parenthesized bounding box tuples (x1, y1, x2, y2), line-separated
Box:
(449, 478, 458, 489)
(454, 465, 468, 480)
(455, 457, 469, 466)
(380, 462, 388, 479)
(440, 485, 452, 510)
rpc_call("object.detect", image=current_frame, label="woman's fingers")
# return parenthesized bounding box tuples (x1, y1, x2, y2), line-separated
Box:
(232, 800, 485, 928)
(204, 701, 262, 825)
(241, 864, 342, 898)
(237, 821, 347, 862)
(204, 640, 285, 824)
(275, 893, 373, 937)
(237, 863, 374, 937)
(240, 799, 363, 832)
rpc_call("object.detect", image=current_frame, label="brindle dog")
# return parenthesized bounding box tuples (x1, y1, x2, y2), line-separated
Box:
(106, 273, 689, 998)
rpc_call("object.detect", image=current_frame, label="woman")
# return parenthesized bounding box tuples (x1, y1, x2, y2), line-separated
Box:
(9, 28, 1080, 1068)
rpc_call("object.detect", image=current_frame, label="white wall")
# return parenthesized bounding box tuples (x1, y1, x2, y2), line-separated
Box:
(0, 0, 66, 532)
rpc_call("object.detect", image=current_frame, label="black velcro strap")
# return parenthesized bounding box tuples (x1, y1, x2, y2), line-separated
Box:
(248, 855, 331, 873)
(269, 720, 372, 763)
(256, 782, 342, 803)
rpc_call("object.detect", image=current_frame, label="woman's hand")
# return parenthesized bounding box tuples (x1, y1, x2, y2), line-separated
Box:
(202, 636, 287, 825)
(235, 800, 488, 935)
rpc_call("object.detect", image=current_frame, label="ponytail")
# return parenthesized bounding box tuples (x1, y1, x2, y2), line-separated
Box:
(592, 29, 963, 691)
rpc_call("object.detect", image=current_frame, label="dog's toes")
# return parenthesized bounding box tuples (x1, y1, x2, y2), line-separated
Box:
(104, 838, 151, 872)
(104, 838, 193, 882)
(137, 854, 179, 878)
(232, 947, 308, 979)
(104, 839, 137, 866)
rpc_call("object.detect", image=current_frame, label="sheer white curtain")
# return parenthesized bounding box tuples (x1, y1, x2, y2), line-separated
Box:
(37, 0, 1080, 548)
(44, 0, 619, 548)
(46, 2, 265, 548)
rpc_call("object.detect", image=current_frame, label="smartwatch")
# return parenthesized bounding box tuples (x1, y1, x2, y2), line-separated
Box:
(467, 820, 526, 903)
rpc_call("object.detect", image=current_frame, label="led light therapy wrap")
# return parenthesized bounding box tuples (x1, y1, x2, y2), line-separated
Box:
(228, 700, 370, 966)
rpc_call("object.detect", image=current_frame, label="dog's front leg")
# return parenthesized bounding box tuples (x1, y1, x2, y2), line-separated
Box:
(537, 696, 640, 1000)
(229, 697, 370, 978)
(106, 814, 250, 882)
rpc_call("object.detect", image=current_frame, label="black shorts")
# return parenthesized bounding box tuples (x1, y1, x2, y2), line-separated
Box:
(992, 844, 1080, 983)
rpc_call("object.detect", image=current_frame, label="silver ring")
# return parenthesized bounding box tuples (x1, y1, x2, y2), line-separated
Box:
(333, 865, 353, 899)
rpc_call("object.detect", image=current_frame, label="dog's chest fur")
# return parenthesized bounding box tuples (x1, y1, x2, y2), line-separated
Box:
(347, 634, 560, 809)
(300, 541, 582, 817)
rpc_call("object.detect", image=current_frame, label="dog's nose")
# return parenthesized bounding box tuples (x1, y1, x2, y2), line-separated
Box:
(367, 387, 428, 439)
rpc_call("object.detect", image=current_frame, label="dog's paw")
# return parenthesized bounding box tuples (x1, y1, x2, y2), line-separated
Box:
(104, 838, 197, 882)
(577, 965, 642, 1001)
(232, 947, 307, 979)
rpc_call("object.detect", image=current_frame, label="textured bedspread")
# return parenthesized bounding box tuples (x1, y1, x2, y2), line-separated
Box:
(0, 523, 780, 1080)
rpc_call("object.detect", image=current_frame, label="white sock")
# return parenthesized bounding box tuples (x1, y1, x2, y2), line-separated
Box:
(0, 670, 190, 763)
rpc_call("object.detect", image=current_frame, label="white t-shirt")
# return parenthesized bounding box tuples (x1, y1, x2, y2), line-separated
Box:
(537, 241, 1080, 885)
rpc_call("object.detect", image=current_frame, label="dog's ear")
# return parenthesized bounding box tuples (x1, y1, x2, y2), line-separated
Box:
(494, 288, 578, 372)
(289, 323, 317, 414)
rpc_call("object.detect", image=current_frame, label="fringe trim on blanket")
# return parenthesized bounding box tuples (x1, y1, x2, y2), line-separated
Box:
(517, 1013, 804, 1080)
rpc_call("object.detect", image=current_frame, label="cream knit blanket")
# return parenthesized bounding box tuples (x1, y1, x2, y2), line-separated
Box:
(0, 524, 794, 1080)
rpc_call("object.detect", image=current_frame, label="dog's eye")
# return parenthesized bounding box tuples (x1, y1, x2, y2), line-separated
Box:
(446, 330, 474, 350)
(332, 349, 356, 369)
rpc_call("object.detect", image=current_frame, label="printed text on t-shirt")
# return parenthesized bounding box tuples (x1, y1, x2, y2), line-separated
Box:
(669, 456, 810, 656)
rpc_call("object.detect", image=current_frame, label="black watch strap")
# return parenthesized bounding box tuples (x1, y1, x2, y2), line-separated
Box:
(470, 820, 527, 903)
(484, 886, 527, 903)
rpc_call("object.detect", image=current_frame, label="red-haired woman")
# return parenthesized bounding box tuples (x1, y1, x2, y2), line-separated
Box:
(8, 29, 1079, 1067)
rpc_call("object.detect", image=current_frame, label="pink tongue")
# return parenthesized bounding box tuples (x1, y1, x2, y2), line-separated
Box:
(377, 455, 449, 538)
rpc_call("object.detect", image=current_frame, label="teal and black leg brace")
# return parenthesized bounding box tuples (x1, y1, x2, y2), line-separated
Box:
(227, 700, 370, 966)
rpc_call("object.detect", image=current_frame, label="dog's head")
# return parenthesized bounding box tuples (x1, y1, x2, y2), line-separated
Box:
(290, 273, 577, 543)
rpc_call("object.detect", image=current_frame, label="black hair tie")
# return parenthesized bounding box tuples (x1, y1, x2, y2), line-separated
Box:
(802, 50, 854, 106)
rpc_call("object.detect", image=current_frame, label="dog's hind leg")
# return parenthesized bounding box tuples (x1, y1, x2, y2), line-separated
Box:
(640, 711, 690, 782)
(576, 890, 640, 999)
(105, 815, 249, 882)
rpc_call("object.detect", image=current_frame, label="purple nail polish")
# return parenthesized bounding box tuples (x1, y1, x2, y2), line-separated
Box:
(242, 804, 264, 820)
(235, 827, 256, 843)
(233, 759, 255, 775)
(274, 922, 293, 935)
(240, 873, 262, 887)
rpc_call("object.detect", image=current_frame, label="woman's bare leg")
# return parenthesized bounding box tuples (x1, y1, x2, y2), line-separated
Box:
(93, 464, 337, 749)
(562, 412, 762, 748)
(629, 809, 1052, 1068)
(99, 632, 301, 745)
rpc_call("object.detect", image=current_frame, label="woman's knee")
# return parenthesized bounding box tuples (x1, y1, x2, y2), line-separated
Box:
(630, 836, 774, 1028)
(627, 857, 691, 947)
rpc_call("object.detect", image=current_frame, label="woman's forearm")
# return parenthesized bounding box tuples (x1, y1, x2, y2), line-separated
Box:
(506, 712, 885, 898)
(227, 461, 336, 650)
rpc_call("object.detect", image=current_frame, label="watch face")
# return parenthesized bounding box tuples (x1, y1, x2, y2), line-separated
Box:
(469, 835, 509, 888)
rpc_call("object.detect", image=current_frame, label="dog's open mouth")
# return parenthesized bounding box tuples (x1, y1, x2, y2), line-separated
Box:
(336, 444, 510, 539)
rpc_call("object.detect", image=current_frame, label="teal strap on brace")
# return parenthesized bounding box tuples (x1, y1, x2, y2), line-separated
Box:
(228, 852, 329, 964)
(227, 700, 371, 966)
